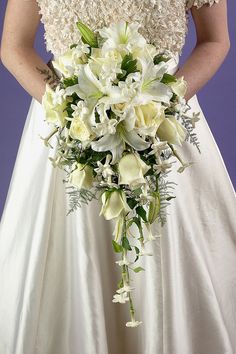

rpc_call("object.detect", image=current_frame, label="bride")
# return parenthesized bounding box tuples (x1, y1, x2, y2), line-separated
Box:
(1, 0, 236, 353)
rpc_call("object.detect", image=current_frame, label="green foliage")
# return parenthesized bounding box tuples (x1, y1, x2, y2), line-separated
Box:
(127, 197, 138, 209)
(117, 53, 138, 81)
(161, 73, 177, 84)
(136, 206, 147, 222)
(153, 54, 169, 65)
(63, 76, 78, 87)
(122, 236, 132, 251)
(132, 266, 145, 273)
(112, 240, 123, 253)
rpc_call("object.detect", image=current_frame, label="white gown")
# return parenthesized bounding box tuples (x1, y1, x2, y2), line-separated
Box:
(0, 0, 236, 353)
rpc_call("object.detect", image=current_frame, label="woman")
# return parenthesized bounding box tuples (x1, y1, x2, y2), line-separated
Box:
(0, 0, 235, 353)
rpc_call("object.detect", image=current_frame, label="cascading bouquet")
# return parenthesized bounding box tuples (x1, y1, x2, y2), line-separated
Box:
(40, 20, 201, 327)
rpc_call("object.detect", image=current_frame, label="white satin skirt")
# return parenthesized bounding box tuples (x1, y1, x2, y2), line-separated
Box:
(0, 56, 236, 354)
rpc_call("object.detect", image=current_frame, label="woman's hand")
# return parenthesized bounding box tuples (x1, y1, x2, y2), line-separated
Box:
(1, 0, 56, 103)
(175, 0, 230, 102)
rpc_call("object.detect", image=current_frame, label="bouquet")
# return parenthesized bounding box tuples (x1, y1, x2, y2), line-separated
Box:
(40, 20, 201, 328)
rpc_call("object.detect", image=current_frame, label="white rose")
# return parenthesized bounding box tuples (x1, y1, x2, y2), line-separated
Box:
(170, 76, 187, 97)
(156, 116, 187, 146)
(134, 101, 165, 136)
(99, 190, 131, 220)
(69, 116, 92, 141)
(52, 47, 85, 77)
(42, 84, 67, 126)
(118, 153, 150, 188)
(69, 163, 94, 189)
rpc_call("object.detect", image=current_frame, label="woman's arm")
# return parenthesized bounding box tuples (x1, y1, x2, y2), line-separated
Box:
(1, 0, 57, 103)
(175, 0, 230, 101)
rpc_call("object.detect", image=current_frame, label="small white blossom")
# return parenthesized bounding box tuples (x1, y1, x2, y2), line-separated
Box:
(153, 159, 173, 173)
(116, 284, 135, 294)
(94, 154, 115, 180)
(126, 320, 142, 327)
(112, 292, 129, 303)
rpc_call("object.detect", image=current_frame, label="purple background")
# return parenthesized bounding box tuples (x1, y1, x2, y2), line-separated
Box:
(0, 1, 235, 218)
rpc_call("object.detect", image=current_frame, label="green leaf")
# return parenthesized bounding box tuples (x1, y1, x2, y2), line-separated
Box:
(127, 198, 138, 209)
(132, 266, 145, 273)
(161, 73, 177, 84)
(122, 236, 132, 251)
(136, 206, 147, 222)
(117, 53, 138, 81)
(112, 240, 123, 253)
(153, 54, 169, 65)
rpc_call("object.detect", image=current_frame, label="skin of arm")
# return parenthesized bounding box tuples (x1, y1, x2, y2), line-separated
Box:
(175, 0, 230, 101)
(0, 0, 230, 104)
(1, 0, 57, 103)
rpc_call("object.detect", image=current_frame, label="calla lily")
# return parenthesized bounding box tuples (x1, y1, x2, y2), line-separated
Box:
(99, 190, 132, 220)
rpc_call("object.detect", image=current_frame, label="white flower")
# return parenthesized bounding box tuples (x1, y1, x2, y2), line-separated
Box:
(132, 58, 173, 105)
(71, 101, 89, 118)
(118, 153, 151, 188)
(115, 252, 132, 266)
(126, 320, 142, 327)
(169, 76, 187, 97)
(98, 20, 146, 54)
(112, 292, 129, 303)
(148, 140, 170, 156)
(52, 86, 66, 105)
(153, 159, 173, 173)
(143, 223, 162, 243)
(69, 163, 94, 189)
(99, 190, 132, 220)
(116, 284, 135, 294)
(156, 116, 187, 146)
(94, 154, 114, 179)
(42, 84, 67, 127)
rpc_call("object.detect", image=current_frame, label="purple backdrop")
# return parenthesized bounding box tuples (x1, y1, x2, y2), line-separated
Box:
(0, 1, 235, 218)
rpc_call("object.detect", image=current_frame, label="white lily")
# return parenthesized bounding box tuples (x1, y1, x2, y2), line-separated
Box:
(98, 20, 146, 54)
(132, 58, 173, 105)
(91, 109, 150, 164)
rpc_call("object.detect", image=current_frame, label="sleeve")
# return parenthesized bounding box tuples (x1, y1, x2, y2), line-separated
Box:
(186, 0, 221, 11)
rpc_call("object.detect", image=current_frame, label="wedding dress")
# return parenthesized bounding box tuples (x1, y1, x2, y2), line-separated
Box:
(0, 0, 236, 353)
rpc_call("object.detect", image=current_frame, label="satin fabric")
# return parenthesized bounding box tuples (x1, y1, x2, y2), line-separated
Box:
(0, 55, 236, 354)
